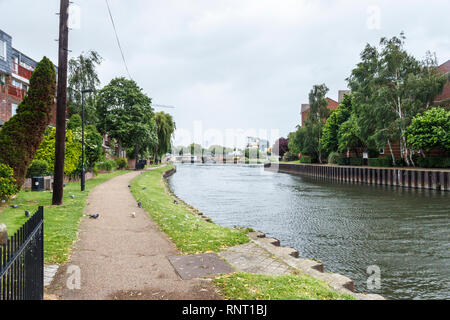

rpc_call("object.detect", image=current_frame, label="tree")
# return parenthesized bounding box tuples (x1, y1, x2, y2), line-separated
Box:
(337, 115, 365, 157)
(68, 51, 102, 123)
(96, 78, 157, 159)
(321, 94, 353, 154)
(153, 112, 176, 163)
(35, 128, 82, 176)
(272, 138, 289, 159)
(303, 84, 330, 163)
(406, 107, 450, 154)
(348, 33, 447, 166)
(0, 57, 56, 186)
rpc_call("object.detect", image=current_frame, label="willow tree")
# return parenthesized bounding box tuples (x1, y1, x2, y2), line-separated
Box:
(0, 57, 56, 186)
(68, 51, 102, 123)
(153, 112, 176, 163)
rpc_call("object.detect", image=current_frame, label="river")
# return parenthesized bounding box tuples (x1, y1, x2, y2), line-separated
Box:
(168, 164, 450, 300)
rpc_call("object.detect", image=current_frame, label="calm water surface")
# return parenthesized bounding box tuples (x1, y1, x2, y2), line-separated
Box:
(168, 164, 450, 300)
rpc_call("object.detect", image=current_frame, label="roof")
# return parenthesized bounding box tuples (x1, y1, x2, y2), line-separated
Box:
(438, 60, 450, 74)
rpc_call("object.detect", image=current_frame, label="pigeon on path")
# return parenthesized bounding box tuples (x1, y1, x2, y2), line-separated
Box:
(89, 214, 100, 219)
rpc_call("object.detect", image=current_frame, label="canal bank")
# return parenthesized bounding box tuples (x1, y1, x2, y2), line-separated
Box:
(266, 163, 450, 191)
(134, 166, 382, 300)
(168, 164, 450, 299)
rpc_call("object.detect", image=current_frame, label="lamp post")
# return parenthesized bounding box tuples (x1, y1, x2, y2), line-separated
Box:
(81, 89, 93, 191)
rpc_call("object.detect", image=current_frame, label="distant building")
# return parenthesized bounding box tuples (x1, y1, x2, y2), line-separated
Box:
(0, 29, 57, 127)
(246, 137, 270, 153)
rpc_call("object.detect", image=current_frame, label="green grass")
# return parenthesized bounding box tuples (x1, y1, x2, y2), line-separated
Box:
(213, 273, 355, 300)
(0, 170, 130, 264)
(130, 166, 250, 253)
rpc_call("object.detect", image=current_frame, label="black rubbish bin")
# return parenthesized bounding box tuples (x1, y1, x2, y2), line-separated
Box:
(31, 177, 45, 192)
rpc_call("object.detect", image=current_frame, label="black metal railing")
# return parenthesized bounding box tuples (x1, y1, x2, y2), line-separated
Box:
(0, 206, 44, 300)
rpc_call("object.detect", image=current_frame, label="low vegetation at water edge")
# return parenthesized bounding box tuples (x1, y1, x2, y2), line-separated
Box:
(130, 166, 250, 253)
(213, 273, 355, 300)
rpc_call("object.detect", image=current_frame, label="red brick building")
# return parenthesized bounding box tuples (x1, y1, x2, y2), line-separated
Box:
(434, 59, 450, 107)
(0, 29, 57, 128)
(300, 96, 340, 127)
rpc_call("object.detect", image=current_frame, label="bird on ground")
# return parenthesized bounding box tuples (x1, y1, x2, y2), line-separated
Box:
(25, 210, 30, 217)
(89, 214, 100, 219)
(131, 212, 136, 218)
(10, 205, 19, 209)
(71, 195, 75, 199)
(128, 185, 131, 188)
(174, 200, 179, 205)
(143, 187, 147, 190)
(138, 202, 142, 208)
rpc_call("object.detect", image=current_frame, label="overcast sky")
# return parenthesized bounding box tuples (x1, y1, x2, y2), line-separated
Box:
(1, 0, 449, 148)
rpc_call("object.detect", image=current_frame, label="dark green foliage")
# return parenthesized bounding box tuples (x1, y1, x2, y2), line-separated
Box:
(282, 152, 298, 162)
(114, 158, 128, 170)
(83, 125, 104, 169)
(368, 157, 393, 167)
(154, 112, 176, 162)
(417, 157, 450, 168)
(0, 164, 19, 201)
(26, 159, 50, 178)
(67, 114, 82, 131)
(349, 158, 363, 166)
(336, 157, 349, 166)
(327, 152, 340, 164)
(299, 156, 312, 164)
(0, 57, 57, 186)
(68, 51, 102, 123)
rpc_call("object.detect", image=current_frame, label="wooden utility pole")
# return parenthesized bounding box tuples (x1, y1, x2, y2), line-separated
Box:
(52, 0, 70, 205)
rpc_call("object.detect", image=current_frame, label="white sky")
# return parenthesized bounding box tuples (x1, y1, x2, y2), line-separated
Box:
(1, 0, 449, 148)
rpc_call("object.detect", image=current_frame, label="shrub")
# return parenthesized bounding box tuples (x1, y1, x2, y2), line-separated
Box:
(26, 159, 50, 178)
(282, 152, 298, 162)
(95, 159, 117, 172)
(368, 157, 393, 167)
(35, 128, 82, 176)
(328, 152, 340, 164)
(349, 158, 363, 166)
(114, 157, 128, 170)
(299, 156, 312, 164)
(336, 157, 349, 166)
(417, 157, 450, 168)
(0, 164, 19, 201)
(0, 57, 57, 186)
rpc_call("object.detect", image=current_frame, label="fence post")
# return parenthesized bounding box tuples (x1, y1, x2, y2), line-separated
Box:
(0, 224, 7, 245)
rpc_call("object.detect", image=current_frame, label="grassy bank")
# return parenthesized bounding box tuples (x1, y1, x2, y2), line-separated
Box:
(130, 166, 250, 253)
(0, 170, 129, 264)
(213, 273, 355, 300)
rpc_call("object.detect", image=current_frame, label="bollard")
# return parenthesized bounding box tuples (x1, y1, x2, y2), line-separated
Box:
(0, 224, 8, 246)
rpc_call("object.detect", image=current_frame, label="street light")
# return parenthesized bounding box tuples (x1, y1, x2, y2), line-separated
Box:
(81, 89, 94, 191)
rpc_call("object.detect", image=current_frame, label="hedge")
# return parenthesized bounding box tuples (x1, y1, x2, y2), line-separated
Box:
(0, 163, 19, 201)
(368, 157, 393, 167)
(349, 158, 363, 166)
(299, 156, 312, 164)
(26, 159, 50, 178)
(417, 157, 450, 168)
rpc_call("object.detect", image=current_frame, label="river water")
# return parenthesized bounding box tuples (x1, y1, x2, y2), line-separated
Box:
(168, 164, 450, 300)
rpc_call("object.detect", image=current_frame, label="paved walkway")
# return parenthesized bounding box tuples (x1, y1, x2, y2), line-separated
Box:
(47, 168, 220, 300)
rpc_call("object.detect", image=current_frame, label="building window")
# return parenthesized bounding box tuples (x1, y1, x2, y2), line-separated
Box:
(11, 104, 18, 117)
(0, 40, 6, 61)
(11, 79, 22, 88)
(379, 148, 385, 155)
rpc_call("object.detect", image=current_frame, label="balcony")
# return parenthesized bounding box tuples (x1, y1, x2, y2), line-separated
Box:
(7, 84, 25, 100)
(11, 62, 33, 80)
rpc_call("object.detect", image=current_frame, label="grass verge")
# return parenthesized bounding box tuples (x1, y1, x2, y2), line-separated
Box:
(213, 273, 355, 300)
(0, 170, 130, 264)
(130, 166, 250, 253)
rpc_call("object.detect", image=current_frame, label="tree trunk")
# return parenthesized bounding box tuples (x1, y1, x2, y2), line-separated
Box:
(387, 139, 396, 166)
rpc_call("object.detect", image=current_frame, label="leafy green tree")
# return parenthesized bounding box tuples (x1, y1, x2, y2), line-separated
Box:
(321, 95, 353, 154)
(303, 84, 330, 163)
(96, 78, 157, 160)
(348, 33, 447, 166)
(153, 112, 176, 163)
(35, 128, 82, 176)
(68, 51, 102, 123)
(67, 114, 82, 131)
(337, 115, 365, 157)
(0, 57, 56, 186)
(406, 107, 450, 154)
